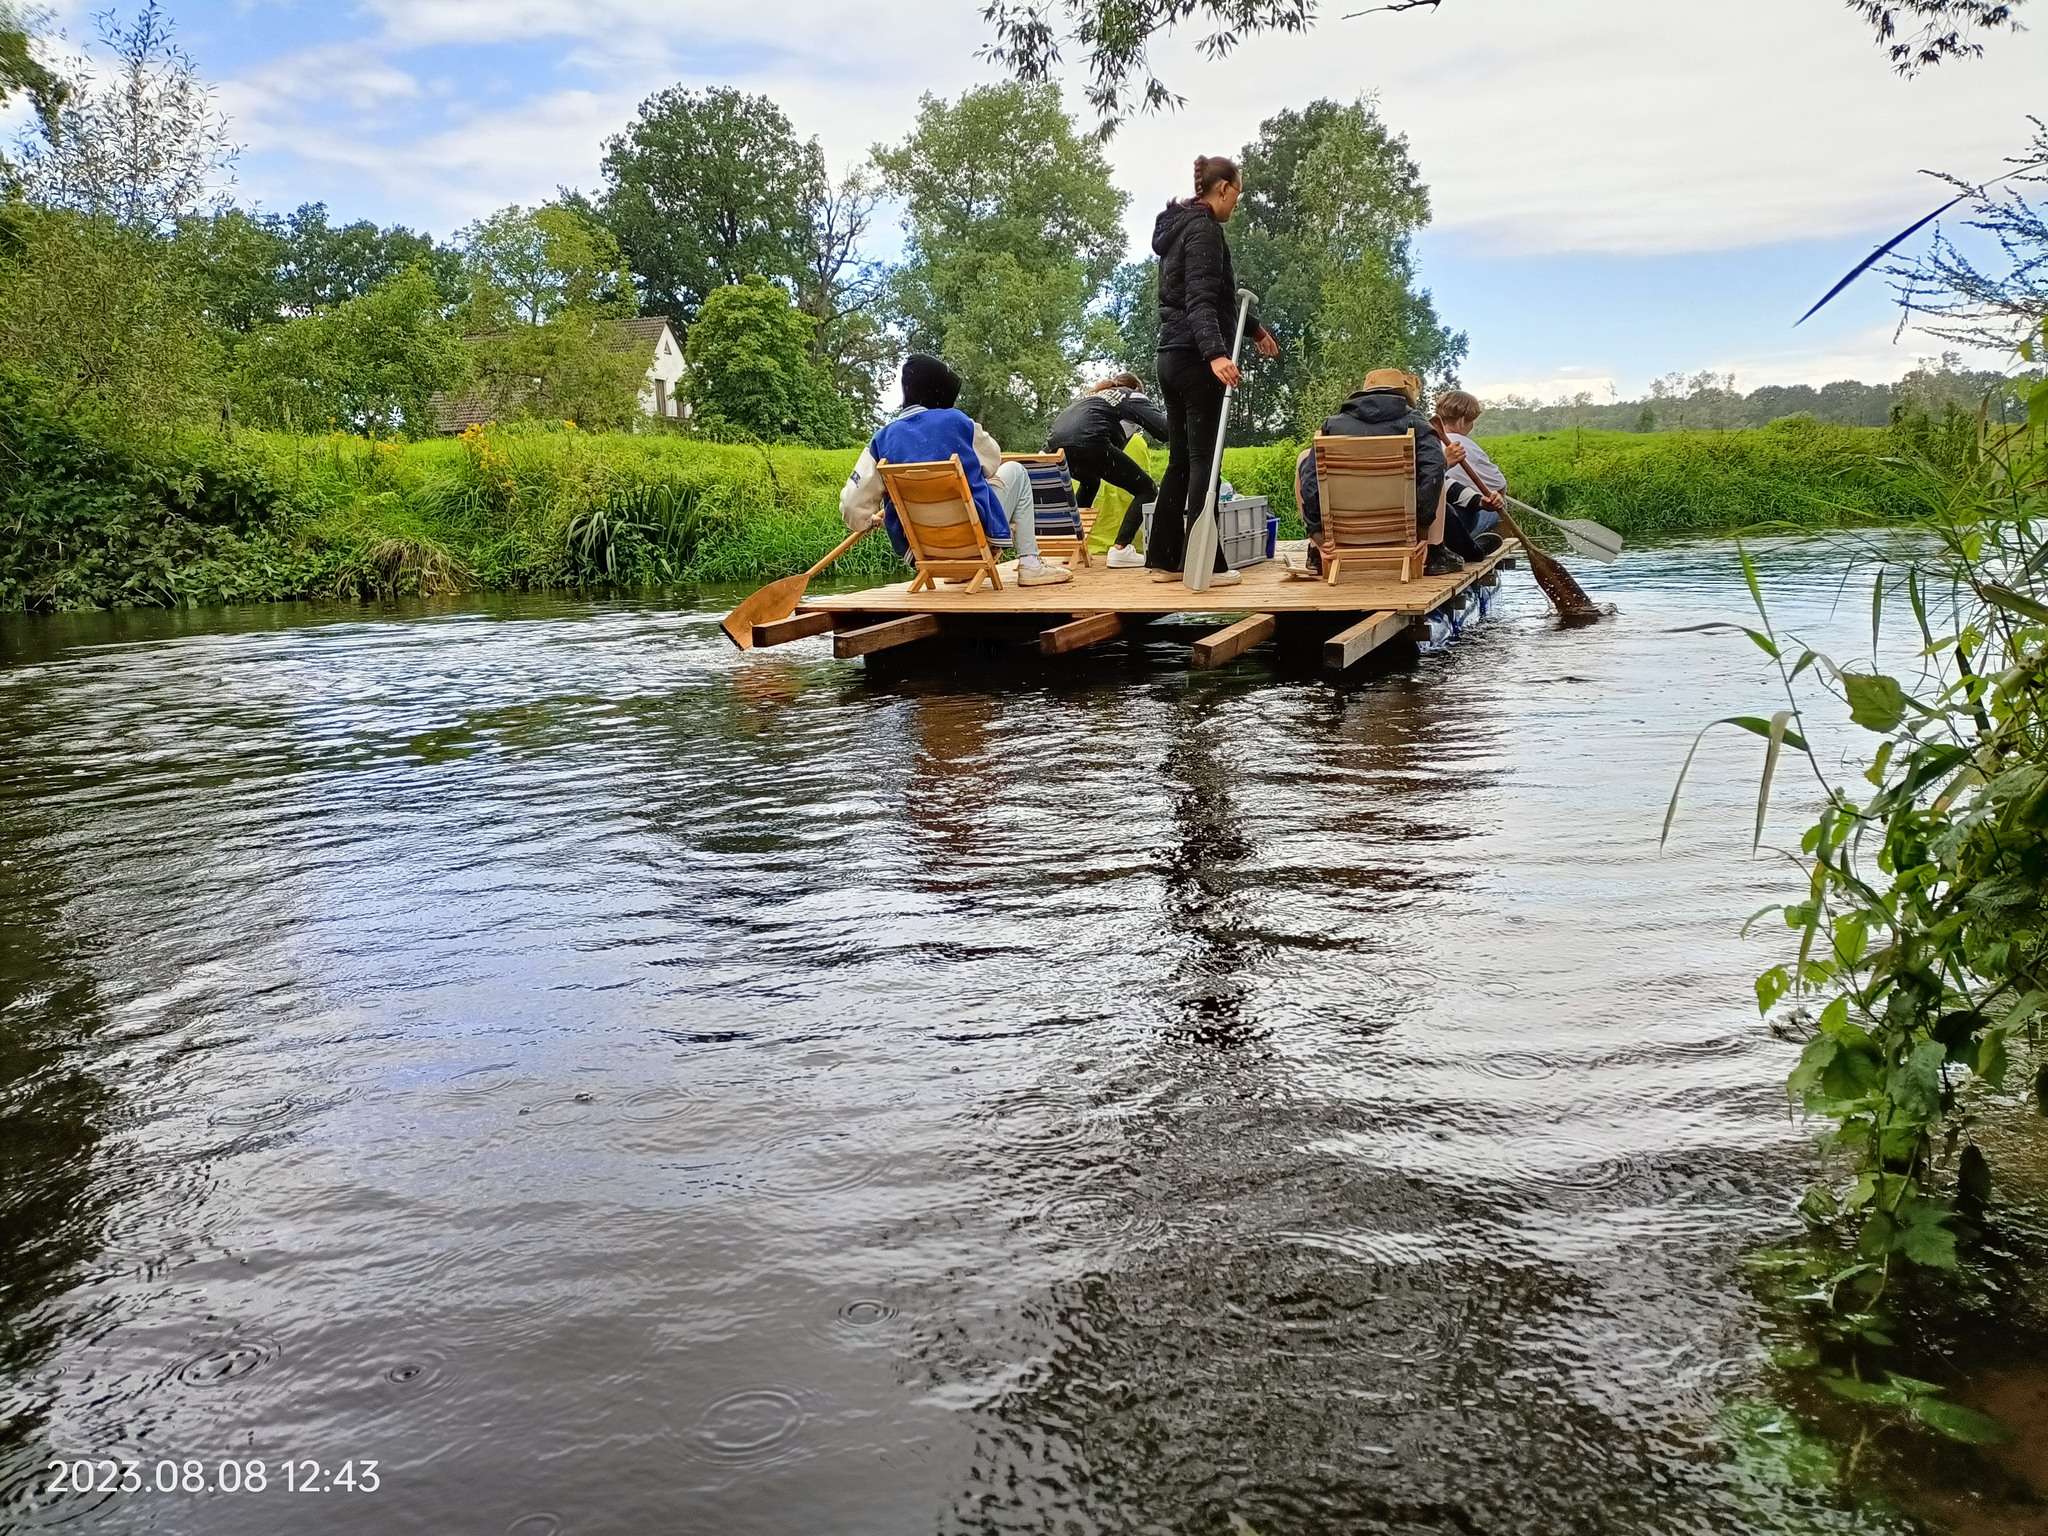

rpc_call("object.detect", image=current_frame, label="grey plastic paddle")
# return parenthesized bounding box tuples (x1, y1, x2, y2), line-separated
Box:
(1500, 494, 1624, 563)
(1182, 288, 1258, 595)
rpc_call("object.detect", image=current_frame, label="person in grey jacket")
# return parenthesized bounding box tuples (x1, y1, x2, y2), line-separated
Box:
(1045, 373, 1169, 569)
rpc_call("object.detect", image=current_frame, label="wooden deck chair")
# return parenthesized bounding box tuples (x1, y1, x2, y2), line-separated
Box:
(877, 456, 1003, 594)
(1001, 451, 1091, 568)
(1313, 431, 1429, 584)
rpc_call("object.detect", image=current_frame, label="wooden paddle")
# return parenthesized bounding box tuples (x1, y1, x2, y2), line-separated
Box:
(1430, 420, 1603, 622)
(1183, 288, 1259, 594)
(720, 525, 873, 650)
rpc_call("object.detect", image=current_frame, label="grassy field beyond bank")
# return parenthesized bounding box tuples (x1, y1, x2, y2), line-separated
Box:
(0, 396, 1938, 611)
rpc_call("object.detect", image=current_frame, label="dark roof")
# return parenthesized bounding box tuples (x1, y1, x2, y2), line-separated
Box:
(427, 317, 676, 433)
(606, 315, 675, 353)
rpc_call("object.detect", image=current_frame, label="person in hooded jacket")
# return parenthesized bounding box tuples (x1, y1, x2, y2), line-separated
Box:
(1045, 373, 1169, 569)
(839, 354, 1073, 587)
(1147, 154, 1279, 584)
(1292, 370, 1472, 579)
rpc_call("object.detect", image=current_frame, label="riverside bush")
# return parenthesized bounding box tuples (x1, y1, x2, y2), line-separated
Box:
(0, 396, 1931, 610)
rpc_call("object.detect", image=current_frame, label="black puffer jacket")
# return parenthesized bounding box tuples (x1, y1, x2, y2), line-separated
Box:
(1046, 387, 1169, 457)
(1153, 200, 1268, 362)
(1298, 388, 1446, 536)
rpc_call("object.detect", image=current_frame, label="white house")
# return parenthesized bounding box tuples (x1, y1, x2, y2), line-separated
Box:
(429, 316, 687, 433)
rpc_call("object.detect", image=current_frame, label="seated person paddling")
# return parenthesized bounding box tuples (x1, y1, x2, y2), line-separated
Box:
(1292, 368, 1465, 579)
(1433, 388, 1506, 558)
(839, 354, 1073, 588)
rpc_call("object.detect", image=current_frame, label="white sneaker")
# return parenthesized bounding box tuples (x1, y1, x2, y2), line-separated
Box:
(1203, 570, 1243, 587)
(1148, 569, 1181, 584)
(1018, 557, 1074, 587)
(1106, 544, 1146, 569)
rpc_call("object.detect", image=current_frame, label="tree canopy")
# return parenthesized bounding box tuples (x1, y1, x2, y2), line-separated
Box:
(595, 87, 822, 326)
(232, 265, 471, 436)
(1, 3, 65, 195)
(14, 1, 234, 232)
(875, 81, 1126, 445)
(682, 276, 855, 446)
(459, 202, 634, 329)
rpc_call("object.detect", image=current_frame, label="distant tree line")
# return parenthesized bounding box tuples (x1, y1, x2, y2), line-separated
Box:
(2, 3, 2032, 454)
(1479, 356, 2038, 436)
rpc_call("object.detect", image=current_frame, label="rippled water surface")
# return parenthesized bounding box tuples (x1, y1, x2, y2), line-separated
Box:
(0, 542, 1994, 1534)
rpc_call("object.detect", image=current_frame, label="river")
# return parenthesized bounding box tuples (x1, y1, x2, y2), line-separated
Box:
(0, 539, 2037, 1535)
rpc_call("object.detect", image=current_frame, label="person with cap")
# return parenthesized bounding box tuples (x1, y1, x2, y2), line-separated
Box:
(1044, 372, 1169, 569)
(839, 354, 1073, 587)
(1291, 369, 1469, 579)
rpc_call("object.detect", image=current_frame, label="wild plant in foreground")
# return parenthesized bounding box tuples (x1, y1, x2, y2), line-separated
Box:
(1668, 334, 2048, 1443)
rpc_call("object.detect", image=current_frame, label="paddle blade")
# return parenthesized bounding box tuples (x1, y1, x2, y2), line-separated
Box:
(1181, 508, 1219, 593)
(719, 571, 809, 650)
(1557, 518, 1625, 563)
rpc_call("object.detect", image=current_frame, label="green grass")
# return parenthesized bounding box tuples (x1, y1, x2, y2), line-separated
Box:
(0, 407, 1939, 611)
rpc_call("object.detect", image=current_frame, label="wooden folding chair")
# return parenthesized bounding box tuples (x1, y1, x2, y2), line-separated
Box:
(1001, 451, 1091, 568)
(876, 456, 1003, 594)
(1313, 431, 1429, 584)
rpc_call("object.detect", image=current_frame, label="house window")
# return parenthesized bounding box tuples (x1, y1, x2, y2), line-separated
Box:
(653, 378, 669, 417)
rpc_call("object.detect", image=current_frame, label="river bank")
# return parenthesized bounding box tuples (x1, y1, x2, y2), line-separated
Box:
(1, 378, 1933, 613)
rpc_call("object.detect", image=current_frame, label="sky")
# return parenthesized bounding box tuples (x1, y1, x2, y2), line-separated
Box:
(13, 0, 2046, 399)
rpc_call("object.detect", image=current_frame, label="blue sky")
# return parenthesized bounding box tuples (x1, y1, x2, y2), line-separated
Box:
(17, 0, 2044, 399)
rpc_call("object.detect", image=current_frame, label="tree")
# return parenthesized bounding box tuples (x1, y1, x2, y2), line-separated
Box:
(169, 208, 291, 333)
(1, 3, 65, 196)
(459, 202, 633, 328)
(983, 0, 2029, 124)
(15, 1, 235, 232)
(595, 87, 820, 326)
(467, 317, 649, 432)
(682, 277, 854, 446)
(874, 81, 1127, 445)
(232, 265, 471, 436)
(0, 206, 221, 425)
(798, 164, 892, 432)
(270, 202, 463, 315)
(1222, 98, 1460, 441)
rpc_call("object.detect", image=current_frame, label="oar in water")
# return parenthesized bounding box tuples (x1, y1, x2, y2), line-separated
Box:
(1500, 494, 1623, 563)
(1428, 419, 1603, 622)
(720, 526, 873, 650)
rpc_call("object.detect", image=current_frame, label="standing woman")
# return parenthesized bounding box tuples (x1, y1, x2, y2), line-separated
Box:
(1147, 155, 1279, 584)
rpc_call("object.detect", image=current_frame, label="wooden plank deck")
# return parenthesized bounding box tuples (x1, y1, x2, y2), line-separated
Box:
(806, 542, 1518, 620)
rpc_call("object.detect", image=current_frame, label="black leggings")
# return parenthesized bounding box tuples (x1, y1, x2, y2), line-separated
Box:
(1149, 349, 1229, 574)
(1058, 442, 1159, 545)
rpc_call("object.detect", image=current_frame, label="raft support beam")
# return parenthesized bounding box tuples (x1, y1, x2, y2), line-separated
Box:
(835, 613, 941, 660)
(1190, 613, 1276, 670)
(1039, 611, 1125, 656)
(1324, 610, 1406, 674)
(753, 610, 834, 647)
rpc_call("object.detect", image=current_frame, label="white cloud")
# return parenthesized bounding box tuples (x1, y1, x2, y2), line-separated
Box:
(219, 0, 2044, 262)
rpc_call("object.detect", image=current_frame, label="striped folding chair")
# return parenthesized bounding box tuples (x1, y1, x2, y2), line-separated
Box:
(1001, 451, 1091, 569)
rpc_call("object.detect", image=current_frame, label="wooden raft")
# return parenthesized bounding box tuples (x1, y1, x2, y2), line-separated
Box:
(750, 542, 1518, 674)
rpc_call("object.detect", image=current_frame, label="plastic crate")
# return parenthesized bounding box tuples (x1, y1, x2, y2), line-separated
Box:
(1139, 494, 1272, 567)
